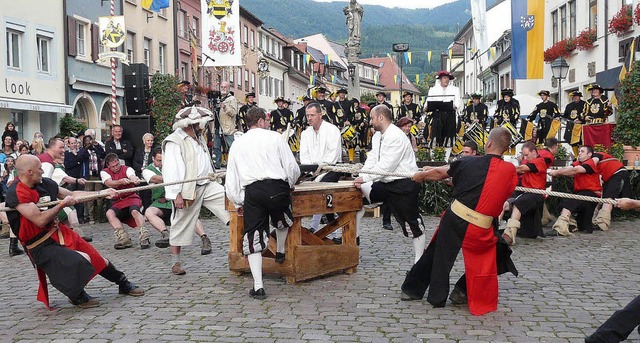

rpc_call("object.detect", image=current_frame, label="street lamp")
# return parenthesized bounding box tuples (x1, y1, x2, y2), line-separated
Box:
(393, 43, 409, 106)
(348, 63, 356, 85)
(551, 57, 570, 141)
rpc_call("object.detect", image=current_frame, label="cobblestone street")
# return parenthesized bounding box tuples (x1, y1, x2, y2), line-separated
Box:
(1, 214, 639, 342)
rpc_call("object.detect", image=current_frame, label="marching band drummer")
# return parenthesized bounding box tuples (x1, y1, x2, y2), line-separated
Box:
(494, 88, 520, 154)
(397, 91, 422, 123)
(332, 88, 356, 163)
(270, 97, 294, 133)
(528, 90, 561, 145)
(351, 98, 369, 163)
(463, 93, 488, 129)
(563, 91, 587, 157)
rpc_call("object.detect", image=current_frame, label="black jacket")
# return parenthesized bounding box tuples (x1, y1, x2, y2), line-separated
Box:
(64, 149, 90, 178)
(104, 138, 134, 166)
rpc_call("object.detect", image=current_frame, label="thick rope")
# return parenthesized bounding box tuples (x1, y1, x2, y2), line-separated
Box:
(318, 164, 618, 205)
(0, 172, 225, 212)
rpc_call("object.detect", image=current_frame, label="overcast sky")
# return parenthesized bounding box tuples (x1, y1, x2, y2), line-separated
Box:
(312, 0, 457, 9)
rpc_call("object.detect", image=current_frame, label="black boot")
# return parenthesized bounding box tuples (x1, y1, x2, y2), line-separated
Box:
(99, 262, 145, 296)
(9, 238, 24, 257)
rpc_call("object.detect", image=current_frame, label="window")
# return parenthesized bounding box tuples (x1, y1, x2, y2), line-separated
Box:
(76, 22, 87, 57)
(230, 67, 234, 85)
(126, 32, 135, 62)
(237, 67, 242, 89)
(6, 29, 22, 69)
(552, 10, 558, 44)
(250, 30, 255, 49)
(192, 17, 199, 44)
(259, 77, 264, 95)
(178, 10, 187, 39)
(590, 0, 598, 34)
(259, 32, 263, 49)
(268, 76, 273, 97)
(158, 43, 166, 73)
(245, 69, 249, 90)
(243, 25, 248, 45)
(569, 1, 576, 38)
(251, 72, 256, 92)
(560, 5, 566, 40)
(274, 79, 280, 97)
(143, 38, 151, 67)
(181, 62, 188, 81)
(36, 35, 51, 73)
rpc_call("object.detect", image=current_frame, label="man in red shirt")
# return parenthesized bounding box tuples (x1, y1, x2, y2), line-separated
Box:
(591, 151, 630, 231)
(549, 145, 602, 235)
(401, 127, 518, 316)
(502, 142, 548, 245)
(6, 155, 144, 309)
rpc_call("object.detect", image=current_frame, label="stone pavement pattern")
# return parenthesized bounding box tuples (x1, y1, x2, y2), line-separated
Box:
(1, 214, 639, 343)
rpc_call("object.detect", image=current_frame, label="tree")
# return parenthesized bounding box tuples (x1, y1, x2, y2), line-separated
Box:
(614, 60, 640, 147)
(149, 73, 183, 142)
(59, 114, 86, 138)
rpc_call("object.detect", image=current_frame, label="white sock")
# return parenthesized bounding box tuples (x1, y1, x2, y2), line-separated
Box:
(311, 214, 321, 231)
(413, 235, 426, 263)
(247, 252, 263, 290)
(356, 209, 365, 238)
(275, 228, 288, 254)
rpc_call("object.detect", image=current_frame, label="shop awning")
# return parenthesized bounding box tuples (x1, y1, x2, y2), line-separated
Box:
(0, 97, 73, 114)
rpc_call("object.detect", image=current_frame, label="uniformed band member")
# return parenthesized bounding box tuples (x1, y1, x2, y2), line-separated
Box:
(501, 142, 548, 245)
(313, 87, 334, 124)
(495, 88, 520, 127)
(528, 90, 561, 145)
(463, 93, 488, 128)
(401, 127, 518, 316)
(333, 88, 356, 162)
(563, 91, 587, 155)
(270, 97, 294, 133)
(585, 84, 612, 124)
(397, 91, 422, 123)
(226, 106, 301, 300)
(238, 92, 257, 133)
(368, 91, 393, 114)
(351, 98, 369, 161)
(293, 95, 312, 130)
(426, 70, 461, 150)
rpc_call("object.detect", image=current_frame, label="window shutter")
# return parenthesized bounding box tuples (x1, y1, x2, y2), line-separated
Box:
(67, 16, 77, 57)
(91, 24, 99, 62)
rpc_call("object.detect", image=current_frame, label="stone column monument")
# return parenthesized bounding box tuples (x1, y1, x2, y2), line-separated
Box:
(344, 0, 363, 97)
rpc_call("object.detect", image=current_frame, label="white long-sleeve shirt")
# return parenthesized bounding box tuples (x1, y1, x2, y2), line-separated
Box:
(362, 124, 418, 183)
(163, 128, 213, 200)
(427, 83, 462, 113)
(299, 120, 342, 165)
(225, 128, 301, 207)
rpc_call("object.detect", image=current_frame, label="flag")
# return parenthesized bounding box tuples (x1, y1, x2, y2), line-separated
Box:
(331, 74, 336, 84)
(415, 74, 420, 84)
(620, 36, 637, 81)
(202, 0, 241, 66)
(309, 73, 315, 85)
(374, 74, 378, 85)
(427, 51, 432, 64)
(448, 49, 453, 60)
(305, 54, 311, 66)
(190, 29, 198, 80)
(470, 0, 489, 54)
(511, 0, 545, 79)
(387, 53, 393, 61)
(394, 74, 398, 84)
(407, 52, 412, 64)
(141, 0, 169, 12)
(490, 47, 496, 60)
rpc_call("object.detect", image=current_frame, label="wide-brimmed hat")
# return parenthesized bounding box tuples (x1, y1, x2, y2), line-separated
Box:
(316, 86, 327, 94)
(538, 90, 550, 96)
(436, 70, 455, 80)
(375, 91, 386, 97)
(470, 92, 482, 99)
(274, 96, 285, 103)
(501, 88, 514, 97)
(301, 95, 311, 102)
(396, 117, 414, 127)
(173, 106, 214, 130)
(587, 83, 604, 92)
(337, 88, 348, 94)
(402, 91, 413, 98)
(245, 92, 256, 99)
(570, 91, 583, 97)
(351, 98, 360, 104)
(284, 99, 292, 105)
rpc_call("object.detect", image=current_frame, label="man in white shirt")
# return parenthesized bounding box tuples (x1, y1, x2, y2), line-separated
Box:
(353, 105, 426, 265)
(163, 107, 230, 275)
(426, 70, 461, 158)
(300, 102, 343, 232)
(226, 107, 300, 299)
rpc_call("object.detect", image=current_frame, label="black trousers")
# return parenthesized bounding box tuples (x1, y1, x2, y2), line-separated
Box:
(370, 178, 424, 238)
(536, 117, 552, 144)
(562, 190, 598, 232)
(587, 294, 640, 342)
(603, 171, 631, 199)
(243, 179, 292, 255)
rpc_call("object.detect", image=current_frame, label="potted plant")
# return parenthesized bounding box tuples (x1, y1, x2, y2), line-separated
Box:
(609, 5, 633, 36)
(634, 3, 640, 25)
(614, 60, 640, 164)
(544, 38, 576, 63)
(609, 143, 627, 165)
(575, 28, 597, 51)
(553, 144, 570, 166)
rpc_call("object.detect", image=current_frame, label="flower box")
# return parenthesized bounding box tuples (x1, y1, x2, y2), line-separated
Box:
(609, 5, 633, 36)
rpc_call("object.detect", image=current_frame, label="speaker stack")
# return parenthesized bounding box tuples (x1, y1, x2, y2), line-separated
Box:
(124, 63, 150, 115)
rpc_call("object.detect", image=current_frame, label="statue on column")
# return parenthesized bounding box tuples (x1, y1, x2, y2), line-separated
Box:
(344, 0, 363, 48)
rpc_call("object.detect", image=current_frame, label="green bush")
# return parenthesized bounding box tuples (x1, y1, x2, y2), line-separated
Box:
(150, 73, 183, 142)
(59, 114, 86, 138)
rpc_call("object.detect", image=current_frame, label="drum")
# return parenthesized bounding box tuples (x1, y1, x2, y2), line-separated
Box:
(410, 124, 420, 136)
(452, 137, 465, 155)
(501, 122, 523, 148)
(341, 125, 357, 143)
(547, 119, 561, 139)
(463, 122, 487, 146)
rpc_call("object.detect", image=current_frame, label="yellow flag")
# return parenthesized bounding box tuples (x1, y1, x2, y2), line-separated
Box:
(309, 73, 314, 85)
(331, 74, 336, 84)
(407, 52, 412, 64)
(328, 54, 332, 65)
(490, 47, 496, 60)
(394, 74, 398, 84)
(415, 74, 420, 84)
(428, 51, 432, 64)
(448, 49, 453, 60)
(305, 54, 311, 66)
(387, 53, 393, 61)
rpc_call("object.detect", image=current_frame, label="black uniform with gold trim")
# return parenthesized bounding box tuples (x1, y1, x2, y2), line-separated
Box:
(397, 102, 422, 122)
(270, 108, 294, 132)
(494, 99, 520, 127)
(316, 99, 334, 124)
(528, 100, 560, 144)
(563, 98, 587, 144)
(238, 103, 257, 133)
(368, 101, 393, 112)
(463, 102, 488, 127)
(332, 98, 354, 128)
(585, 97, 612, 124)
